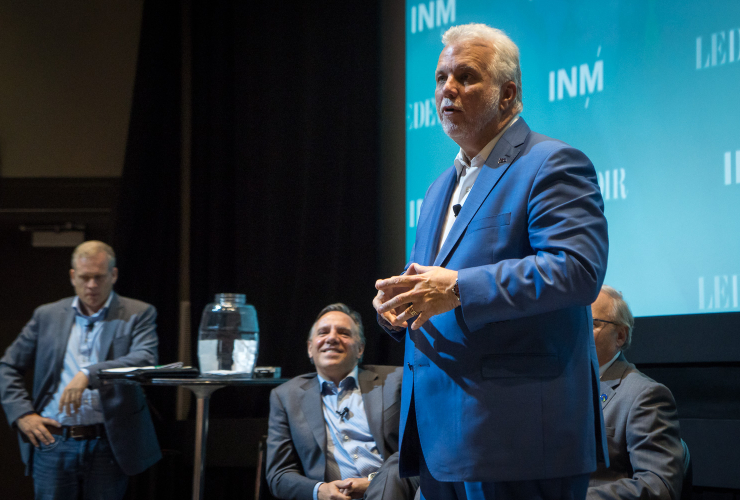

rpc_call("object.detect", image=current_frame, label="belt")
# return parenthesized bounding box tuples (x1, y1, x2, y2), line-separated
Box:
(45, 423, 106, 440)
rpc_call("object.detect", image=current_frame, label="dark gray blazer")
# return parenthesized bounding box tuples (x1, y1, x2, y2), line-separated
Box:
(588, 353, 684, 500)
(266, 365, 402, 500)
(0, 294, 162, 476)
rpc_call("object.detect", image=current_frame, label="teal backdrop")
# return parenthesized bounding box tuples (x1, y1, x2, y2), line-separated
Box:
(405, 0, 740, 317)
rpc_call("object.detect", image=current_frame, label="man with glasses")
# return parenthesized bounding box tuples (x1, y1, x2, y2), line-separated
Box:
(0, 241, 161, 500)
(588, 285, 684, 499)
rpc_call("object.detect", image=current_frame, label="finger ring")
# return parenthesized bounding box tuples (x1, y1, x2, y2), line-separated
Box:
(406, 305, 419, 317)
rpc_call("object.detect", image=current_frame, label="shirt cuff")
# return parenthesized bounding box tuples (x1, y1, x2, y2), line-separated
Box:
(313, 481, 324, 500)
(80, 368, 90, 377)
(377, 314, 404, 332)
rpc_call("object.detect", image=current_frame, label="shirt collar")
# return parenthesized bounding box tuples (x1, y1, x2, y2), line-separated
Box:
(599, 351, 621, 378)
(453, 114, 519, 180)
(317, 365, 360, 394)
(72, 291, 114, 322)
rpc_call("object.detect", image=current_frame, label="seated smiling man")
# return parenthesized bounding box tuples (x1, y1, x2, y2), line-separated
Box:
(266, 303, 418, 500)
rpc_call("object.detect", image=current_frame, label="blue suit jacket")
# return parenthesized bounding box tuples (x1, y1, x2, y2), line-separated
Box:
(383, 118, 609, 482)
(0, 293, 162, 476)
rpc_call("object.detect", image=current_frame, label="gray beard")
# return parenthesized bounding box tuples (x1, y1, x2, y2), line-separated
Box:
(439, 87, 500, 143)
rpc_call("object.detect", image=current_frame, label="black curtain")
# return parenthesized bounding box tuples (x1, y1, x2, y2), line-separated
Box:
(112, 1, 400, 497)
(113, 1, 182, 385)
(190, 1, 402, 380)
(112, 3, 183, 498)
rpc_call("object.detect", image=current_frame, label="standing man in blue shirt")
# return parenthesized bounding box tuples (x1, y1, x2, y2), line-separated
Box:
(0, 240, 161, 500)
(266, 303, 418, 500)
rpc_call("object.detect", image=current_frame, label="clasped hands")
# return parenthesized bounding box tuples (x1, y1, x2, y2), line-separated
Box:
(373, 263, 460, 331)
(318, 477, 370, 500)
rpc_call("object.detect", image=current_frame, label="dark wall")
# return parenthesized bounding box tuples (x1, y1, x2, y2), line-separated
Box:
(188, 1, 404, 383)
(629, 312, 740, 492)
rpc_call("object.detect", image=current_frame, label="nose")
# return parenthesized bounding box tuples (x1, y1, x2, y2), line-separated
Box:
(441, 75, 459, 99)
(325, 328, 340, 342)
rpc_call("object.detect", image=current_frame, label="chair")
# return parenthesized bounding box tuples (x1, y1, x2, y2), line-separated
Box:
(255, 435, 278, 500)
(680, 438, 693, 500)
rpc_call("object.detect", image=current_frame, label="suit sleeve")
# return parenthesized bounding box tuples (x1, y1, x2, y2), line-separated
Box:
(587, 384, 684, 500)
(86, 304, 159, 389)
(459, 146, 609, 331)
(266, 389, 321, 500)
(376, 314, 406, 342)
(0, 310, 41, 426)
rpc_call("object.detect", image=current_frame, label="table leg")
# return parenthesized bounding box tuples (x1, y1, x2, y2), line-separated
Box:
(193, 393, 210, 500)
(188, 384, 222, 500)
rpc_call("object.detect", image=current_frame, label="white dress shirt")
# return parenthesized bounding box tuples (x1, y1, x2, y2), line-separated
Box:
(438, 115, 519, 253)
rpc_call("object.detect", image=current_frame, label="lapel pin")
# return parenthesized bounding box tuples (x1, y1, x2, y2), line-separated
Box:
(498, 158, 507, 164)
(600, 393, 608, 403)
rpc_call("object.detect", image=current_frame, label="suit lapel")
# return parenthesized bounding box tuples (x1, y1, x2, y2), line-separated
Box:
(434, 118, 530, 267)
(414, 168, 457, 266)
(300, 375, 327, 453)
(359, 368, 385, 458)
(53, 305, 76, 373)
(600, 353, 630, 411)
(98, 294, 122, 360)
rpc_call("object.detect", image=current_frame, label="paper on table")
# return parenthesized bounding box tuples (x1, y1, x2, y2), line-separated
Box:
(204, 370, 251, 376)
(102, 366, 158, 373)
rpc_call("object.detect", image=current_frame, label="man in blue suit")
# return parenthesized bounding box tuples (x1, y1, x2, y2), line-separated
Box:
(0, 241, 161, 500)
(374, 23, 609, 500)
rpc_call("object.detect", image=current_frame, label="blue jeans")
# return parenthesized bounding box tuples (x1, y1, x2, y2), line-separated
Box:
(32, 436, 128, 500)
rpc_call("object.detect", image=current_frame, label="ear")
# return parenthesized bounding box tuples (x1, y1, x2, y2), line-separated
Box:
(307, 339, 313, 360)
(615, 326, 628, 349)
(69, 268, 75, 286)
(111, 267, 119, 284)
(499, 81, 518, 111)
(357, 343, 365, 360)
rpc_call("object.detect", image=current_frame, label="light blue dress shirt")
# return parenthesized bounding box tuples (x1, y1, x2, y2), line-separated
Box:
(40, 293, 114, 425)
(312, 367, 384, 500)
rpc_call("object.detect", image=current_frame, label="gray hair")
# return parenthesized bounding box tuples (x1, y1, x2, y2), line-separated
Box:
(441, 23, 523, 114)
(600, 285, 635, 351)
(308, 303, 365, 345)
(71, 241, 116, 271)
(308, 303, 365, 364)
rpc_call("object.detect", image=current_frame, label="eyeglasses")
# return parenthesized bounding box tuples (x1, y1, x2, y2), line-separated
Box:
(593, 318, 620, 330)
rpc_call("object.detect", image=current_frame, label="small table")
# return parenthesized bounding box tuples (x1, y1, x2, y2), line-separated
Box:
(105, 375, 287, 500)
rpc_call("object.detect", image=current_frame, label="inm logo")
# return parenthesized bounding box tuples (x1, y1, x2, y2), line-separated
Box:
(410, 0, 455, 34)
(696, 27, 740, 69)
(549, 47, 603, 108)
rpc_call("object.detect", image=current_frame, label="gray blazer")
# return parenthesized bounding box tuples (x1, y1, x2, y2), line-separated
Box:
(588, 353, 684, 500)
(0, 294, 162, 476)
(266, 365, 402, 500)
